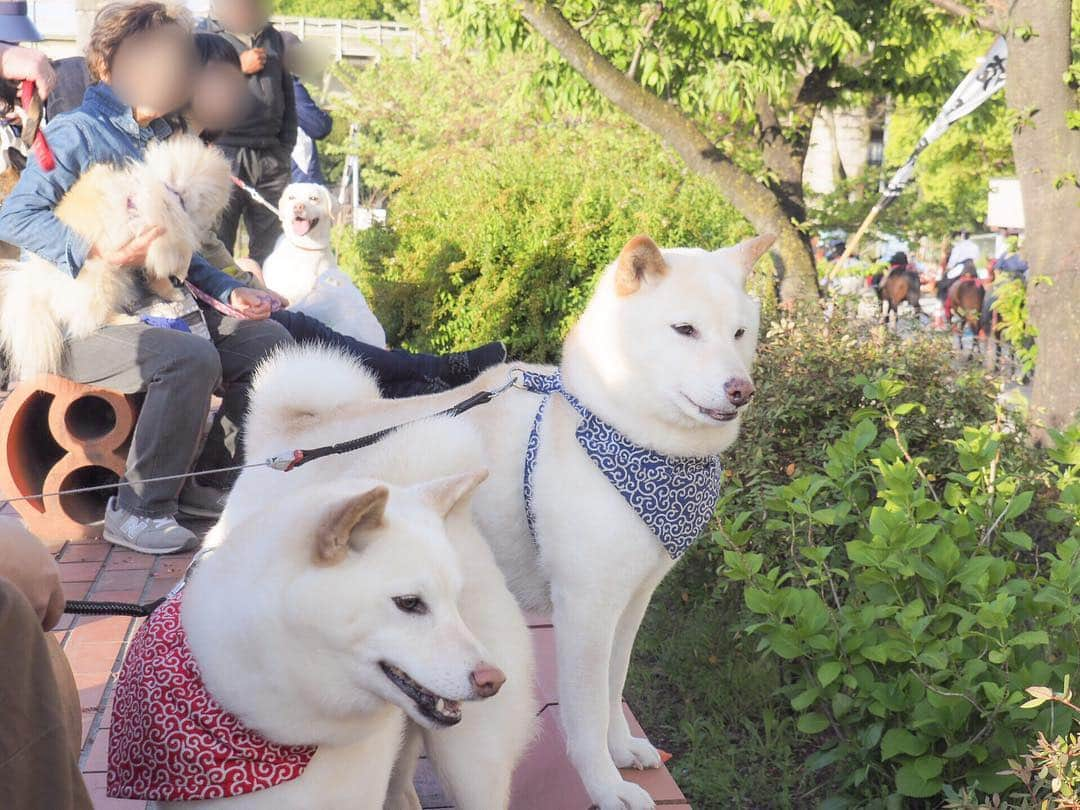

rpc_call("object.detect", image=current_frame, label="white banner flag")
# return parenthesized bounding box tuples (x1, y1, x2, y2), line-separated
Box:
(883, 36, 1008, 198)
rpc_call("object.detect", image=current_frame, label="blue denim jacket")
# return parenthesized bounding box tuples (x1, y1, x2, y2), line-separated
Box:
(0, 83, 241, 303)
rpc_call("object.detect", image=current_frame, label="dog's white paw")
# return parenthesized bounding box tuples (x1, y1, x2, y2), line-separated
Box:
(609, 734, 662, 770)
(593, 779, 656, 810)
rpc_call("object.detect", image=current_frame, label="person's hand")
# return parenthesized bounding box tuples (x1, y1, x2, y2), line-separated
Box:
(0, 516, 66, 630)
(264, 288, 289, 309)
(230, 287, 273, 319)
(0, 44, 56, 98)
(90, 225, 164, 269)
(239, 48, 267, 75)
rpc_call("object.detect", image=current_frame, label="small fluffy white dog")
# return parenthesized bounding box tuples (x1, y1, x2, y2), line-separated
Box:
(146, 345, 536, 809)
(0, 135, 232, 379)
(262, 183, 388, 347)
(324, 233, 772, 809)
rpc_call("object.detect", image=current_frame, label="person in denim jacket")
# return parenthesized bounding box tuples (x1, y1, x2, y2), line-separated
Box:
(0, 2, 291, 554)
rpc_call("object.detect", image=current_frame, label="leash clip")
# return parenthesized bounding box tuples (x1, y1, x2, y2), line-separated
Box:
(506, 367, 528, 391)
(268, 450, 304, 472)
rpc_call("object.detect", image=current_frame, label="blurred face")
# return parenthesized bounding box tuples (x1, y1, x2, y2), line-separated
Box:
(109, 24, 194, 118)
(190, 59, 249, 134)
(214, 0, 270, 34)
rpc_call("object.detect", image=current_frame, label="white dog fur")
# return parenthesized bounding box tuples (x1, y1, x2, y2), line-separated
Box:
(262, 182, 388, 348)
(0, 135, 232, 380)
(180, 346, 536, 809)
(282, 233, 772, 809)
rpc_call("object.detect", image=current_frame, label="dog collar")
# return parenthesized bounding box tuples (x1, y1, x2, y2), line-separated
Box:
(107, 592, 315, 801)
(520, 370, 724, 559)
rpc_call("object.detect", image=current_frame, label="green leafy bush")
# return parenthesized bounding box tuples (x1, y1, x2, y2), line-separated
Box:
(330, 53, 749, 360)
(716, 375, 1080, 807)
(991, 276, 1041, 377)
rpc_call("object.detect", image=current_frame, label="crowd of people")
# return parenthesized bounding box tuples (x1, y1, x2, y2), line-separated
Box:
(0, 0, 508, 554)
(824, 226, 1030, 332)
(0, 6, 511, 804)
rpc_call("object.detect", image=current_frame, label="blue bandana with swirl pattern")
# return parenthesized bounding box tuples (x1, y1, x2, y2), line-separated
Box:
(521, 370, 724, 559)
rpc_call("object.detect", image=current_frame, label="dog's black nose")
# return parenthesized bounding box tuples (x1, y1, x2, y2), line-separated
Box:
(724, 377, 755, 407)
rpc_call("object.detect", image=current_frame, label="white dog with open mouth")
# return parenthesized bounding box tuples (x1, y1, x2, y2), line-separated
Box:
(309, 233, 772, 809)
(106, 345, 536, 809)
(262, 182, 388, 348)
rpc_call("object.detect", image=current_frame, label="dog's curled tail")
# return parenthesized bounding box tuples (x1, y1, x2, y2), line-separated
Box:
(0, 263, 65, 380)
(245, 341, 382, 453)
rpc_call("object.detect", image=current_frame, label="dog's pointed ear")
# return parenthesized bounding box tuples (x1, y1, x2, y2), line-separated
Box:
(314, 485, 389, 565)
(726, 234, 776, 285)
(615, 235, 667, 296)
(417, 469, 489, 517)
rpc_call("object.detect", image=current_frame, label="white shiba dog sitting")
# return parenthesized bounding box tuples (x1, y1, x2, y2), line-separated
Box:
(315, 233, 772, 809)
(111, 345, 536, 809)
(0, 135, 232, 379)
(262, 183, 388, 347)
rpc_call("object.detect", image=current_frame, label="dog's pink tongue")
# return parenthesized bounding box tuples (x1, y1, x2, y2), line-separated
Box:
(292, 218, 312, 237)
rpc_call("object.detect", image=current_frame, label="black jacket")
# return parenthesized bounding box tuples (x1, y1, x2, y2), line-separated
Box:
(196, 18, 297, 152)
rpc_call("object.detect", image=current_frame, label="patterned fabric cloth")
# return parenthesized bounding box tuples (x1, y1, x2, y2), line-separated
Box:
(107, 593, 315, 801)
(521, 370, 724, 559)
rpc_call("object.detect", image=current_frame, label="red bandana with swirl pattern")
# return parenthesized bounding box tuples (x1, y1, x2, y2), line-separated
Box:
(107, 591, 316, 801)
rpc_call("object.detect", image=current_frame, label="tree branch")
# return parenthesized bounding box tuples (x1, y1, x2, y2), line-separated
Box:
(626, 3, 663, 80)
(516, 2, 781, 227)
(925, 0, 1003, 32)
(514, 0, 821, 301)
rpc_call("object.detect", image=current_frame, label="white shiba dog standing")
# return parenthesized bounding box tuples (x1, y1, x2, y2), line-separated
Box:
(138, 346, 537, 809)
(0, 135, 232, 379)
(309, 232, 773, 809)
(262, 182, 388, 347)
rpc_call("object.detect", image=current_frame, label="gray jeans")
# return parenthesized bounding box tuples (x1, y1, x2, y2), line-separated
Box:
(60, 309, 291, 518)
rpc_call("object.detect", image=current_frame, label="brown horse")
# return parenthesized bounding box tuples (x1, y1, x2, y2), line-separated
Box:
(947, 277, 985, 335)
(879, 267, 922, 327)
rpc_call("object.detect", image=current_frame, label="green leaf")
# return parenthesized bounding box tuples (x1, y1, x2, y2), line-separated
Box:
(881, 728, 928, 760)
(744, 588, 772, 614)
(913, 755, 945, 780)
(1010, 630, 1049, 649)
(895, 762, 943, 798)
(1003, 490, 1034, 521)
(818, 661, 844, 688)
(796, 712, 830, 734)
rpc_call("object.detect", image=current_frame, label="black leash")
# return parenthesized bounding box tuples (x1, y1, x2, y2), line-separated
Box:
(268, 374, 522, 472)
(56, 372, 525, 618)
(65, 597, 166, 617)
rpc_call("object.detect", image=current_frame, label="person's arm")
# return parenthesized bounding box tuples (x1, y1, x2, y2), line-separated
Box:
(187, 251, 243, 304)
(0, 518, 65, 630)
(0, 118, 94, 277)
(294, 81, 332, 140)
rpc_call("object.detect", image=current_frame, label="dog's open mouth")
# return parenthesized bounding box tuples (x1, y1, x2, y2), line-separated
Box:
(684, 395, 738, 422)
(291, 215, 319, 237)
(379, 662, 462, 726)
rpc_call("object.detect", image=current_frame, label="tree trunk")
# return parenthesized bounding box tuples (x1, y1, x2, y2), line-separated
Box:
(516, 0, 820, 304)
(1005, 0, 1080, 434)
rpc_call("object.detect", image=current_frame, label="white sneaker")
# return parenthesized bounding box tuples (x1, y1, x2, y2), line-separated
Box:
(103, 497, 198, 555)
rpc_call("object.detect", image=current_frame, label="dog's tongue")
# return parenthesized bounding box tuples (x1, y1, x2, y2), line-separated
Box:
(292, 217, 312, 237)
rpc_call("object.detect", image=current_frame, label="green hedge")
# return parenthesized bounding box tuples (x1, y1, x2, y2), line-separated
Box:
(328, 53, 750, 360)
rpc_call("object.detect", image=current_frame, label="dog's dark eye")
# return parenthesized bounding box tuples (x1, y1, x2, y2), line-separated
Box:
(392, 595, 428, 615)
(734, 328, 746, 340)
(671, 323, 698, 338)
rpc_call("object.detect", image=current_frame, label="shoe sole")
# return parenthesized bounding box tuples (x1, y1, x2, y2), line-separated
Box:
(103, 526, 196, 556)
